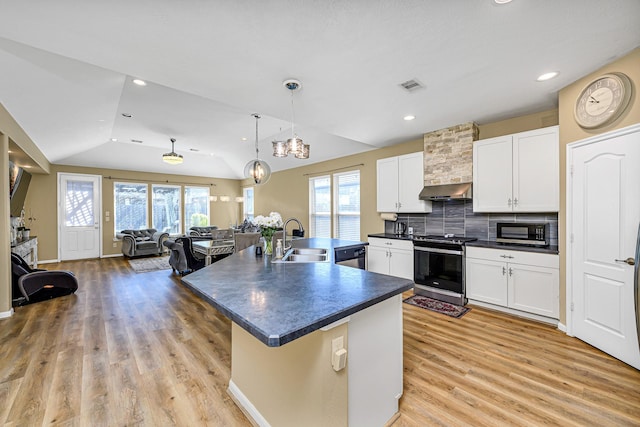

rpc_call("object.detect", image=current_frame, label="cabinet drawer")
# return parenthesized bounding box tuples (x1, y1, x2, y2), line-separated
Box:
(368, 237, 413, 251)
(466, 246, 558, 269)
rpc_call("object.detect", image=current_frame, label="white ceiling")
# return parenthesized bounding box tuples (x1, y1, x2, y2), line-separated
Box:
(1, 1, 639, 178)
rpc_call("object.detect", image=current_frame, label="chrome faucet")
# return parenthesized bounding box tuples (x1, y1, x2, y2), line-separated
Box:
(282, 217, 304, 252)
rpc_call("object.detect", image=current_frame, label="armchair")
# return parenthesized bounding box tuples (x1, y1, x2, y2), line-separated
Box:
(176, 236, 207, 272)
(117, 228, 169, 258)
(11, 253, 78, 306)
(189, 225, 218, 240)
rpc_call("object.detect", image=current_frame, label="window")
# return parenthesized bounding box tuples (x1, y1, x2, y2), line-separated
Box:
(114, 182, 148, 232)
(185, 186, 210, 228)
(152, 185, 181, 235)
(243, 187, 254, 221)
(334, 171, 360, 240)
(309, 175, 332, 238)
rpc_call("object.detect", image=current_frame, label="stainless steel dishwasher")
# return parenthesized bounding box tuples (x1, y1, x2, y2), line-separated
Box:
(334, 245, 367, 269)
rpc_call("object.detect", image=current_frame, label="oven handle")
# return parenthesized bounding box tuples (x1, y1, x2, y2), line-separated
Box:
(414, 246, 463, 256)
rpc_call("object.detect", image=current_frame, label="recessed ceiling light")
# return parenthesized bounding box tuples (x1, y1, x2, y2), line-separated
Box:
(494, 0, 512, 4)
(241, 137, 247, 141)
(537, 71, 559, 81)
(132, 79, 147, 86)
(404, 115, 416, 121)
(110, 138, 118, 142)
(122, 113, 132, 118)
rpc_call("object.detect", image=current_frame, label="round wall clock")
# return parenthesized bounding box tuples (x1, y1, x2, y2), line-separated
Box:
(574, 72, 633, 129)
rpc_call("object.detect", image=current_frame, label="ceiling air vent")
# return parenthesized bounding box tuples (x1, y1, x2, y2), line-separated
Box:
(399, 79, 424, 93)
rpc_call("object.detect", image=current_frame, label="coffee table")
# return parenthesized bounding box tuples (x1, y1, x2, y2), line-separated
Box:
(192, 238, 235, 265)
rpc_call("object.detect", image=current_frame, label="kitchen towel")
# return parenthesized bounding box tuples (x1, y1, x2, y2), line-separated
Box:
(380, 213, 398, 221)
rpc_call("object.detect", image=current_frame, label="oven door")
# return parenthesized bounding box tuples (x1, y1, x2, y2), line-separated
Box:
(413, 246, 463, 293)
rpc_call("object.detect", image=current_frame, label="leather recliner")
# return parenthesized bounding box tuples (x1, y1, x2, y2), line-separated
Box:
(117, 228, 169, 258)
(10, 253, 78, 306)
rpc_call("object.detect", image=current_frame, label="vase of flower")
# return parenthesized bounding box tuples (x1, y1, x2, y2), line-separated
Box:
(252, 212, 283, 257)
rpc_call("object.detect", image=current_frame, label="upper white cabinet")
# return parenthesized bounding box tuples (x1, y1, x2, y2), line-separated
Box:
(377, 152, 432, 213)
(473, 126, 559, 212)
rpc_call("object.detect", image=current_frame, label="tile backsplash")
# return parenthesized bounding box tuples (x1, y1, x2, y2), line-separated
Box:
(384, 200, 558, 246)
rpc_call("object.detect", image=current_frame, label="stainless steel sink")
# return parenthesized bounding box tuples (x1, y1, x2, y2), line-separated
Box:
(290, 248, 327, 256)
(273, 247, 329, 263)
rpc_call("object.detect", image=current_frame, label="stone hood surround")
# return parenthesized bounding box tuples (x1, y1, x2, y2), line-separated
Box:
(419, 122, 478, 200)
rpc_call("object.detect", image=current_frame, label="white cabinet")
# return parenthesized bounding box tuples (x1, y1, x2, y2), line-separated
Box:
(473, 126, 559, 212)
(367, 237, 414, 281)
(466, 246, 559, 320)
(377, 152, 432, 213)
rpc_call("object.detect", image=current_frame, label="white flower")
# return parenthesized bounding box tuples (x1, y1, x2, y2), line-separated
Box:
(252, 212, 283, 229)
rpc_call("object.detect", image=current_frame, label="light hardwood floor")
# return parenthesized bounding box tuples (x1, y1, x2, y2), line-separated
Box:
(1, 257, 639, 426)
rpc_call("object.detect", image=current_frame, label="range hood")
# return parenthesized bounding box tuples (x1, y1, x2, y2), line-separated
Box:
(419, 183, 472, 200)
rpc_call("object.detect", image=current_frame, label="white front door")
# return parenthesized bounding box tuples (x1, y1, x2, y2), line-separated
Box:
(58, 173, 101, 261)
(569, 124, 640, 369)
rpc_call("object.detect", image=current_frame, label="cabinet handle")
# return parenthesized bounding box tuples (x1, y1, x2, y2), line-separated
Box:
(509, 268, 513, 276)
(507, 198, 512, 207)
(502, 267, 506, 275)
(513, 198, 518, 207)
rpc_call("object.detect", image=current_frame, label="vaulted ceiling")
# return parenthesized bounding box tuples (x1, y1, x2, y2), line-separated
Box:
(1, 1, 639, 178)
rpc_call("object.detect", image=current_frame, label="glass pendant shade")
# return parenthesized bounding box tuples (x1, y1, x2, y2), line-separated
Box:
(244, 158, 271, 185)
(287, 136, 304, 155)
(294, 144, 310, 159)
(272, 140, 288, 157)
(244, 114, 271, 185)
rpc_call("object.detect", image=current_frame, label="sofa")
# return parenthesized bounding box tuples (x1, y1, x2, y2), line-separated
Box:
(117, 228, 169, 258)
(188, 225, 218, 240)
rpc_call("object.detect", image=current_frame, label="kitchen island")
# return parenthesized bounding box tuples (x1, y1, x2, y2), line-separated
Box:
(182, 237, 413, 427)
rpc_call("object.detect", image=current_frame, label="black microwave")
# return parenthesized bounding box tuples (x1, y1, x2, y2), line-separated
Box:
(496, 222, 549, 246)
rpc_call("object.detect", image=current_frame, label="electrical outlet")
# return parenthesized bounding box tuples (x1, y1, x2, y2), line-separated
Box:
(113, 242, 117, 248)
(332, 336, 344, 354)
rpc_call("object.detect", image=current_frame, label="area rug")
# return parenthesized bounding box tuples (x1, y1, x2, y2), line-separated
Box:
(128, 256, 172, 273)
(403, 295, 471, 318)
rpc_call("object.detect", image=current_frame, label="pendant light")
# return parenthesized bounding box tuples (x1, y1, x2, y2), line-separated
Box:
(244, 113, 272, 185)
(272, 79, 310, 159)
(163, 138, 183, 164)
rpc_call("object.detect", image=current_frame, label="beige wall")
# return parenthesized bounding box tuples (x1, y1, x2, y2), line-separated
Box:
(244, 139, 424, 242)
(26, 165, 242, 261)
(231, 322, 348, 426)
(1, 133, 11, 315)
(557, 47, 640, 324)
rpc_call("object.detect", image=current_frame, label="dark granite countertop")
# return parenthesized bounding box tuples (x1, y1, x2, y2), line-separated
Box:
(368, 233, 414, 241)
(466, 240, 559, 255)
(181, 237, 413, 347)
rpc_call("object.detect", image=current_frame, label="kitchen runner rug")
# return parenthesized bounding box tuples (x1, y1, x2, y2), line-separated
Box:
(403, 295, 471, 318)
(128, 256, 172, 273)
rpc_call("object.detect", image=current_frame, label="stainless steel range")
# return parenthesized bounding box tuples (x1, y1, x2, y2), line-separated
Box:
(412, 234, 477, 306)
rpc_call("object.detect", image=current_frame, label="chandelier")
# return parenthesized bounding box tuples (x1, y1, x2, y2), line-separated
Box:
(244, 113, 272, 185)
(273, 79, 309, 159)
(162, 138, 183, 165)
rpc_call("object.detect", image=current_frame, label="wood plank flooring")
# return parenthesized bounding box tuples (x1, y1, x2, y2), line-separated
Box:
(1, 257, 639, 426)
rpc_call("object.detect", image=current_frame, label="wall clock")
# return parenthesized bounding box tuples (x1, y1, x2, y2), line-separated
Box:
(574, 72, 633, 129)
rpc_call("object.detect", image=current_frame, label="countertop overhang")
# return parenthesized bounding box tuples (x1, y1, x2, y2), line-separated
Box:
(182, 237, 413, 347)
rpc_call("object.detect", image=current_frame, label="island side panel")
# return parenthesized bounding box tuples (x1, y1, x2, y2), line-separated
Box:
(229, 322, 348, 427)
(348, 294, 403, 426)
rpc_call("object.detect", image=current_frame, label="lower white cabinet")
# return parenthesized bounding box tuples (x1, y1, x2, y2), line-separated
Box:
(466, 246, 559, 319)
(367, 238, 414, 281)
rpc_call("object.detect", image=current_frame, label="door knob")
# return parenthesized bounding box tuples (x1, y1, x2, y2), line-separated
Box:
(615, 257, 636, 266)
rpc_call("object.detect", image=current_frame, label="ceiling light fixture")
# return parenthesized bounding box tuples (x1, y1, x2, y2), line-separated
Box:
(132, 79, 147, 86)
(404, 115, 416, 121)
(494, 0, 512, 4)
(272, 79, 310, 159)
(162, 138, 184, 165)
(244, 113, 272, 185)
(537, 71, 559, 81)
